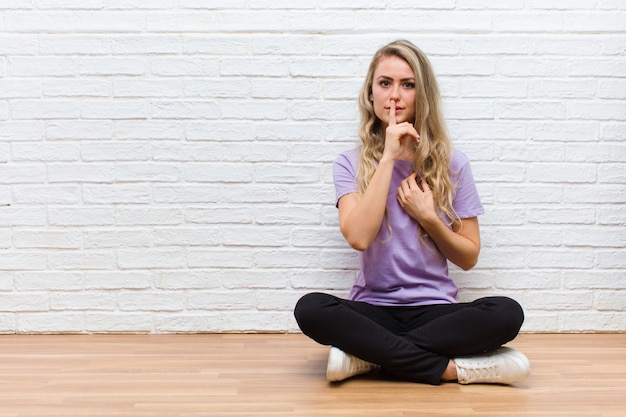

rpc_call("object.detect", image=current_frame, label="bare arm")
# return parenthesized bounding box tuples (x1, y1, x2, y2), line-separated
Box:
(397, 173, 481, 270)
(339, 100, 419, 251)
(338, 159, 394, 251)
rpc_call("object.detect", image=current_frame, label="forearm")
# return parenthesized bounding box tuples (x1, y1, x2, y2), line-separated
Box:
(339, 158, 395, 251)
(419, 216, 480, 270)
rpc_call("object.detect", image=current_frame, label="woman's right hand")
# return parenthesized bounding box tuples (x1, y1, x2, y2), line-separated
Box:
(382, 99, 419, 162)
(339, 101, 419, 251)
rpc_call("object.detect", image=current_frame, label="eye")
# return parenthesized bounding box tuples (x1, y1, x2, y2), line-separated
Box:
(379, 80, 390, 87)
(403, 82, 415, 89)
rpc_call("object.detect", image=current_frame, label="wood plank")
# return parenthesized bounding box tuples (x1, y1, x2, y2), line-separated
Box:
(0, 333, 623, 416)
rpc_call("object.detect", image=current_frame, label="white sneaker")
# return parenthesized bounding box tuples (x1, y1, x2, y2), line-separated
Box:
(326, 346, 379, 382)
(454, 347, 531, 385)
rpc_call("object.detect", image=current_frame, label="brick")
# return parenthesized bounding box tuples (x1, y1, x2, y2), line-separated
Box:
(13, 230, 82, 249)
(159, 270, 222, 290)
(38, 35, 110, 55)
(526, 163, 596, 183)
(48, 163, 115, 183)
(18, 313, 84, 333)
(222, 311, 294, 332)
(117, 291, 186, 311)
(84, 230, 154, 249)
(151, 100, 220, 119)
(79, 57, 147, 76)
(155, 227, 221, 246)
(151, 58, 219, 77)
(9, 56, 79, 78)
(0, 80, 42, 99)
(153, 312, 223, 333)
(184, 207, 254, 224)
(111, 35, 181, 54)
(115, 121, 184, 140)
(559, 312, 625, 332)
(47, 251, 116, 270)
(564, 12, 626, 32)
(83, 184, 151, 204)
(47, 120, 113, 140)
(222, 269, 288, 289)
(253, 205, 321, 225)
(81, 142, 151, 162)
(48, 207, 115, 226)
(44, 79, 111, 97)
(596, 291, 626, 311)
(0, 34, 38, 55)
(85, 271, 154, 289)
(85, 313, 153, 333)
(222, 226, 289, 247)
(11, 100, 80, 119)
(495, 101, 566, 120)
(187, 249, 254, 269)
(185, 162, 253, 183)
(114, 79, 183, 98)
(12, 142, 80, 162)
(81, 100, 148, 119)
(116, 208, 183, 226)
(117, 249, 187, 270)
(50, 292, 116, 311)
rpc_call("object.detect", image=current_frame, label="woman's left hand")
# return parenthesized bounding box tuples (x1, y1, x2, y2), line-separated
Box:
(398, 173, 481, 270)
(396, 173, 438, 223)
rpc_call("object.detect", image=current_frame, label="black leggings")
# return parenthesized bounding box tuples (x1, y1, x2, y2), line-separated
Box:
(294, 292, 524, 385)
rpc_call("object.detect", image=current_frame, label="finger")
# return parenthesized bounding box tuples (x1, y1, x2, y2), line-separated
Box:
(388, 99, 397, 126)
(407, 173, 419, 187)
(398, 180, 408, 195)
(408, 126, 420, 143)
(397, 123, 419, 142)
(396, 185, 404, 203)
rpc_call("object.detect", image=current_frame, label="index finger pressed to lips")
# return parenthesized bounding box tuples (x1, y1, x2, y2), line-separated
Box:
(388, 99, 397, 126)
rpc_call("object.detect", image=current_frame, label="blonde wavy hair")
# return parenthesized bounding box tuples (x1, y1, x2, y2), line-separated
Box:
(357, 40, 458, 227)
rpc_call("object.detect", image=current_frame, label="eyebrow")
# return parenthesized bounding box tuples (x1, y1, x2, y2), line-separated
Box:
(376, 75, 416, 82)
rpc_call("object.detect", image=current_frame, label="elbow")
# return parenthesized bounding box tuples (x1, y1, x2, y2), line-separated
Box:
(458, 252, 479, 271)
(459, 260, 477, 271)
(342, 231, 372, 252)
(347, 237, 370, 252)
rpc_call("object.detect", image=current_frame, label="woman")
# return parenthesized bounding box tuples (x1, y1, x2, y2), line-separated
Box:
(294, 40, 530, 385)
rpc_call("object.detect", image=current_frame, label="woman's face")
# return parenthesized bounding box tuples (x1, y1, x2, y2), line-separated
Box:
(370, 55, 416, 128)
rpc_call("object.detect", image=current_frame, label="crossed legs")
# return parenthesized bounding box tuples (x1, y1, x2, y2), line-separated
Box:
(294, 292, 524, 385)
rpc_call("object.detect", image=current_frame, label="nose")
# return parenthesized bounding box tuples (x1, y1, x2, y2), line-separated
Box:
(390, 85, 401, 102)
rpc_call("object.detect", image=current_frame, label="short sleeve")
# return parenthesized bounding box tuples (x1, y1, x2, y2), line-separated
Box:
(450, 150, 484, 219)
(333, 149, 359, 207)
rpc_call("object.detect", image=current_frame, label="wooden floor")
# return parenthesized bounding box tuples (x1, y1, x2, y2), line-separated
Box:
(0, 333, 624, 417)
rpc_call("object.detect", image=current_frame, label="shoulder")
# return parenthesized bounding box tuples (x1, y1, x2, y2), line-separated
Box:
(334, 148, 359, 165)
(450, 148, 471, 170)
(333, 148, 359, 173)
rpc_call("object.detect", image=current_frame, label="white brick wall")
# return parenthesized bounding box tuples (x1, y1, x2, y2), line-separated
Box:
(0, 2, 624, 334)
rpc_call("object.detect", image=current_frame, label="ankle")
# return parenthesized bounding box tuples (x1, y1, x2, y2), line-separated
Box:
(441, 359, 458, 381)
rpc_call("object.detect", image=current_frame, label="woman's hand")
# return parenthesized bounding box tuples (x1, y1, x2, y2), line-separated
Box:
(397, 173, 481, 270)
(396, 173, 438, 224)
(381, 100, 419, 163)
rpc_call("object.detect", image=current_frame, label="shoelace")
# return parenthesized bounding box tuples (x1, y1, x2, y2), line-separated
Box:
(463, 360, 499, 381)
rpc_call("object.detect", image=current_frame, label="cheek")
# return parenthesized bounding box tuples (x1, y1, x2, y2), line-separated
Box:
(372, 101, 387, 120)
(370, 92, 387, 118)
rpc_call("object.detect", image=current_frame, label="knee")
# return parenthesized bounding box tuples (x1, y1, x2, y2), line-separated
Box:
(294, 292, 328, 332)
(491, 296, 525, 334)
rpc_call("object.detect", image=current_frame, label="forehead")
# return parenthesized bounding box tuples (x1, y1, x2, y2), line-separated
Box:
(373, 55, 414, 78)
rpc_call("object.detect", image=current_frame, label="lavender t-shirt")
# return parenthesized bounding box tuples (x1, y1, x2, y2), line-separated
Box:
(333, 148, 484, 306)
